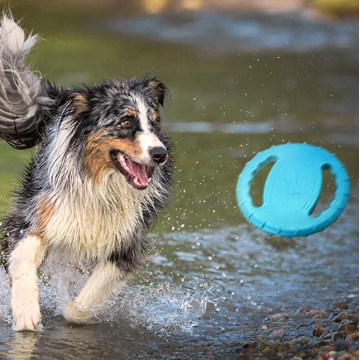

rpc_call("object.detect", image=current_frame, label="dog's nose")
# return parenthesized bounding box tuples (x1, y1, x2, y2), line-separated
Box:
(150, 147, 168, 164)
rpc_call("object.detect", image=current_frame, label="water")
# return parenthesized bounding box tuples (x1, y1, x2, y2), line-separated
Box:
(0, 1, 358, 359)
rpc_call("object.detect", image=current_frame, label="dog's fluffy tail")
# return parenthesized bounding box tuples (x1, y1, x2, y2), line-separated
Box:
(0, 14, 56, 149)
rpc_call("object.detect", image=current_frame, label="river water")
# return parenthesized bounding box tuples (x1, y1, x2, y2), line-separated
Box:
(0, 2, 358, 359)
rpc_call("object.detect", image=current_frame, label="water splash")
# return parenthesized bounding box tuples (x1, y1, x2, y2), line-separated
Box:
(0, 253, 209, 335)
(99, 283, 209, 334)
(0, 267, 11, 325)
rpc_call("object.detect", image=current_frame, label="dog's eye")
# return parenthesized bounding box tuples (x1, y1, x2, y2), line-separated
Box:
(121, 120, 132, 128)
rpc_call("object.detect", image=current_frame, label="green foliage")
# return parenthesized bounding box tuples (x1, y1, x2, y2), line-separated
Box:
(314, 0, 359, 16)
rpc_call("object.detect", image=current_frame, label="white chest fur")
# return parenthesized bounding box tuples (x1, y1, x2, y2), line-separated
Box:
(39, 173, 146, 261)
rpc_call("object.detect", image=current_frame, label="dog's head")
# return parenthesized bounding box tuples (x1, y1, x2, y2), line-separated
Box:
(66, 77, 170, 190)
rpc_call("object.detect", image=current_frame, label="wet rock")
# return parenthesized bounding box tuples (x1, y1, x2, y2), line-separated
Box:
(346, 333, 359, 342)
(259, 351, 278, 360)
(313, 327, 328, 337)
(268, 328, 285, 339)
(227, 354, 253, 360)
(334, 339, 349, 351)
(266, 313, 290, 321)
(315, 350, 337, 360)
(321, 333, 332, 340)
(333, 311, 351, 322)
(308, 339, 329, 349)
(337, 351, 359, 360)
(315, 352, 329, 360)
(323, 345, 336, 352)
(331, 331, 347, 341)
(307, 309, 327, 319)
(257, 339, 295, 352)
(331, 301, 349, 310)
(349, 342, 359, 352)
(269, 321, 285, 327)
(242, 341, 258, 349)
(338, 324, 358, 334)
(294, 335, 311, 344)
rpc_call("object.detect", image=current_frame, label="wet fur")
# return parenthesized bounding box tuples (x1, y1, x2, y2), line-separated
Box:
(0, 14, 173, 329)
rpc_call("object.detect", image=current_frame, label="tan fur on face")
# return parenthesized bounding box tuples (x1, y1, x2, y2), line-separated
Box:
(125, 108, 138, 118)
(150, 109, 159, 123)
(84, 129, 143, 185)
(73, 93, 88, 115)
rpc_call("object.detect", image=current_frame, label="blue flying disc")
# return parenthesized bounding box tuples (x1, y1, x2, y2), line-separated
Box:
(236, 143, 350, 237)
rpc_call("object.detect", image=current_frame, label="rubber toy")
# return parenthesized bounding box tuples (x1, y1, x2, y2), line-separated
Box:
(236, 143, 350, 237)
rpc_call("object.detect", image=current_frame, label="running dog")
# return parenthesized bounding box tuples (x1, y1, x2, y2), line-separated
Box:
(0, 14, 173, 331)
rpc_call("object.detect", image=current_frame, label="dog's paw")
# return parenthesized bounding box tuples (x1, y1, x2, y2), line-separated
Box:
(13, 305, 41, 332)
(12, 279, 41, 332)
(63, 302, 89, 325)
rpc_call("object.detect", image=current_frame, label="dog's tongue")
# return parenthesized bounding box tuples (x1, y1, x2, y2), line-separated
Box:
(127, 158, 149, 186)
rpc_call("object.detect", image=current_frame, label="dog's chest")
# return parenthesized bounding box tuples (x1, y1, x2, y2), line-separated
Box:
(41, 186, 143, 259)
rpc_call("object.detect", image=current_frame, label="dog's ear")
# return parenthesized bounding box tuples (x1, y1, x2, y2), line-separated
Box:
(147, 78, 169, 107)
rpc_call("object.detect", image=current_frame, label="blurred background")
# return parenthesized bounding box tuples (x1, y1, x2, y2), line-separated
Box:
(0, 1, 358, 359)
(0, 0, 358, 228)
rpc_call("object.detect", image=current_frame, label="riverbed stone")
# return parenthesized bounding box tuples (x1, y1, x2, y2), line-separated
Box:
(313, 327, 328, 337)
(346, 333, 359, 342)
(332, 302, 349, 310)
(338, 324, 358, 334)
(337, 351, 359, 360)
(307, 309, 327, 319)
(266, 313, 290, 321)
(334, 339, 350, 351)
(332, 331, 347, 341)
(333, 311, 351, 322)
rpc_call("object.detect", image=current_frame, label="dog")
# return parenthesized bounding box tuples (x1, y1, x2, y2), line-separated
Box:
(0, 14, 173, 331)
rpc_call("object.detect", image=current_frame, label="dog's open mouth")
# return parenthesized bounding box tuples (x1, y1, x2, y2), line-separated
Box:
(110, 150, 153, 190)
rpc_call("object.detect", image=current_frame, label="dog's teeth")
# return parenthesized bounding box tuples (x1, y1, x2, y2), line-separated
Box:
(119, 154, 130, 171)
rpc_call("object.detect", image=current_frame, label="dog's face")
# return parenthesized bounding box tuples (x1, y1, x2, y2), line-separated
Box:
(70, 77, 170, 190)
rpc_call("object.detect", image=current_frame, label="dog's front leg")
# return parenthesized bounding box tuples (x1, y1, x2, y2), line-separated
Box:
(9, 235, 46, 331)
(63, 261, 128, 324)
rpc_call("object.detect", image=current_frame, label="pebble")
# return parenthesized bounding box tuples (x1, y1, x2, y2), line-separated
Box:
(268, 328, 285, 339)
(308, 339, 329, 349)
(293, 335, 310, 344)
(338, 352, 360, 360)
(331, 301, 349, 310)
(331, 331, 347, 341)
(266, 313, 289, 321)
(333, 311, 351, 322)
(307, 309, 327, 319)
(313, 327, 328, 337)
(334, 339, 349, 351)
(346, 333, 359, 342)
(269, 321, 285, 327)
(338, 324, 358, 334)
